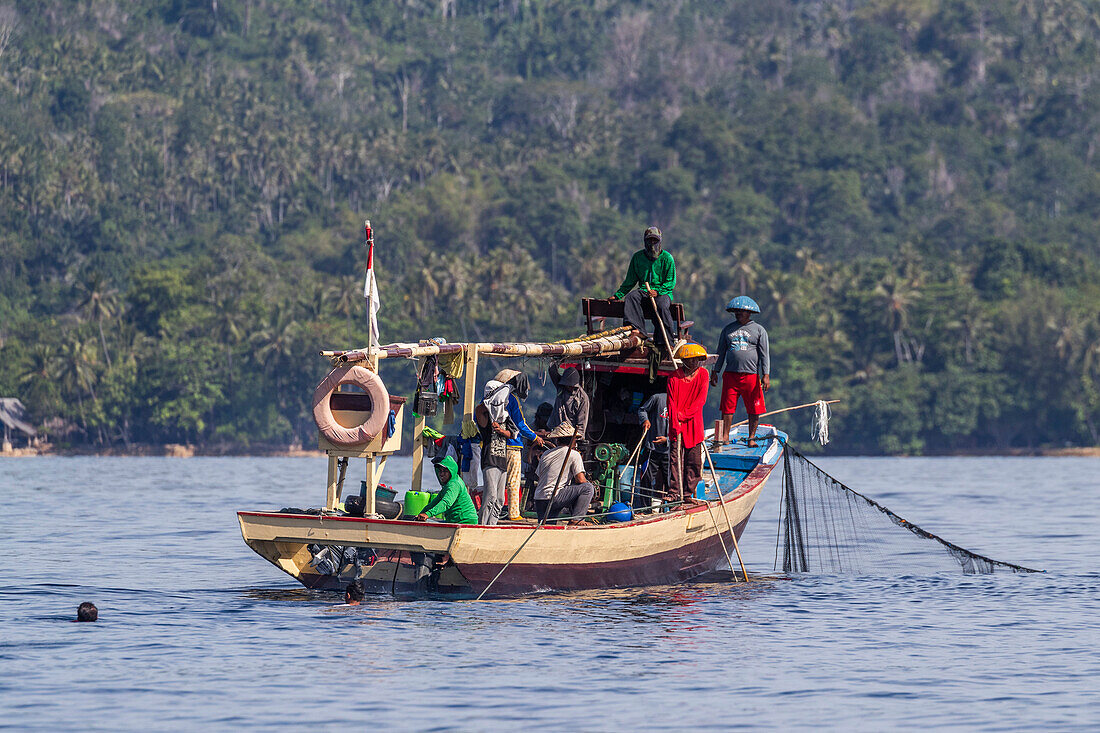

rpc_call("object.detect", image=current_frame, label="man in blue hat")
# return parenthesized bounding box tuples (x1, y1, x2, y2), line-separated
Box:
(711, 296, 770, 447)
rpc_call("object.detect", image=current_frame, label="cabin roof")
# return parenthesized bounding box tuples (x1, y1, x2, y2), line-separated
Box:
(0, 399, 36, 436)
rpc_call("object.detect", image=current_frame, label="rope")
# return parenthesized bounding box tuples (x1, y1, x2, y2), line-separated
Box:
(553, 326, 633, 344)
(811, 400, 831, 445)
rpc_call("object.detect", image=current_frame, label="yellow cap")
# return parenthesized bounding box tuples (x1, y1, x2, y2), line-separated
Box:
(675, 343, 707, 359)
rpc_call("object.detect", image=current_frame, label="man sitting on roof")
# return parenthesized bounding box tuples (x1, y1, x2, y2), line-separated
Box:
(415, 455, 478, 524)
(533, 422, 595, 525)
(609, 226, 677, 354)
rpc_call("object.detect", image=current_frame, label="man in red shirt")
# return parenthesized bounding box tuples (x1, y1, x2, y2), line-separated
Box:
(667, 342, 709, 506)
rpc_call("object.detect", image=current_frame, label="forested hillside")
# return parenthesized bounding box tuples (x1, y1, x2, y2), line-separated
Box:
(1, 0, 1099, 453)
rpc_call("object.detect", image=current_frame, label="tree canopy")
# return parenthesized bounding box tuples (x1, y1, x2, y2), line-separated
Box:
(1, 0, 1098, 453)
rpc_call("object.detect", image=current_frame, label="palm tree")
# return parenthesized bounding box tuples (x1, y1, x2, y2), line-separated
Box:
(210, 294, 248, 387)
(762, 271, 797, 326)
(1049, 311, 1086, 365)
(730, 247, 761, 295)
(16, 344, 63, 431)
(77, 273, 119, 369)
(794, 247, 823, 282)
(55, 337, 100, 439)
(298, 283, 336, 323)
(332, 277, 361, 342)
(948, 300, 991, 365)
(18, 344, 58, 387)
(250, 307, 300, 406)
(874, 275, 921, 364)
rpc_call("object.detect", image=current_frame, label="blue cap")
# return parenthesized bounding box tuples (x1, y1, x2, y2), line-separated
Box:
(726, 296, 760, 313)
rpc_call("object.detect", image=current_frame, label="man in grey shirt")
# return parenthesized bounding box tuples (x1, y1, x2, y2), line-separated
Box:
(711, 296, 771, 447)
(636, 392, 669, 507)
(534, 422, 595, 524)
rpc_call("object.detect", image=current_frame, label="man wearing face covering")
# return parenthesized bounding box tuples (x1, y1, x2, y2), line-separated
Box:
(548, 363, 590, 440)
(610, 226, 677, 354)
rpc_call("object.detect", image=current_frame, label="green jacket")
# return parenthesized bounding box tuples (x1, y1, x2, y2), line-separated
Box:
(613, 250, 676, 299)
(422, 455, 478, 524)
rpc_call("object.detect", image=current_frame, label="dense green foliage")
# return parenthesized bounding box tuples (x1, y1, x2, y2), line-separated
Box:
(1, 0, 1098, 453)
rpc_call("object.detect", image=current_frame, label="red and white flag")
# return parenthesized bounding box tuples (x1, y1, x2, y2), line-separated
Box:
(363, 220, 380, 343)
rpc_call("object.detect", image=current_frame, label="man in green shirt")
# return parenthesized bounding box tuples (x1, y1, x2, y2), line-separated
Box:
(415, 455, 479, 524)
(610, 226, 677, 353)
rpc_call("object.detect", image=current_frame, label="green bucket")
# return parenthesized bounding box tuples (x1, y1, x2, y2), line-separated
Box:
(403, 490, 434, 517)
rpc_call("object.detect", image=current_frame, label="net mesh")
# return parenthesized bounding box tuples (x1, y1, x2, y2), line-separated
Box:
(776, 445, 1040, 575)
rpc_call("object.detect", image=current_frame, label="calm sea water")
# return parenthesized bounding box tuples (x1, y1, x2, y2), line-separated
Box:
(1, 455, 1098, 731)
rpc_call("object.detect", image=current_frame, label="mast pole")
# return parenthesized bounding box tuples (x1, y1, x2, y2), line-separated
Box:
(364, 220, 376, 364)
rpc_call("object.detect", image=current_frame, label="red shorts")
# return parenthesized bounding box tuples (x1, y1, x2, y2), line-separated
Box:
(721, 372, 766, 416)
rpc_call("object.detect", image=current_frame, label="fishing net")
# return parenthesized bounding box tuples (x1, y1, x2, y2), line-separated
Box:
(776, 445, 1040, 575)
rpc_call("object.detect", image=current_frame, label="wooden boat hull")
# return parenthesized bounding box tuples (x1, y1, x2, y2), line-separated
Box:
(238, 434, 781, 597)
(451, 513, 753, 595)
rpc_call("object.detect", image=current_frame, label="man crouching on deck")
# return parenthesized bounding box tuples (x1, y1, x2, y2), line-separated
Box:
(415, 456, 479, 524)
(668, 342, 709, 507)
(533, 422, 595, 525)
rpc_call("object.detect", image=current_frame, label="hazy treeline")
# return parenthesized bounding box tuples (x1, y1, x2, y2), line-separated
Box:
(1, 0, 1098, 452)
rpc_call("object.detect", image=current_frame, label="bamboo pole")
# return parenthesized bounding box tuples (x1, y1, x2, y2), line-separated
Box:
(620, 433, 646, 506)
(411, 356, 425, 492)
(702, 439, 748, 582)
(678, 433, 738, 580)
(644, 282, 679, 368)
(727, 400, 841, 430)
(554, 326, 633, 344)
(325, 333, 645, 364)
(325, 455, 339, 510)
(461, 345, 479, 431)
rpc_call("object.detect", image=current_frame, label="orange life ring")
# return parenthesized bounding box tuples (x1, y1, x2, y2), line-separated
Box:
(312, 364, 391, 446)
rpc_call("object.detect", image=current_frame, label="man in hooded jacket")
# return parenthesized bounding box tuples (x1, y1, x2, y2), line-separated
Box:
(493, 369, 543, 520)
(610, 226, 677, 353)
(416, 455, 479, 524)
(548, 363, 590, 440)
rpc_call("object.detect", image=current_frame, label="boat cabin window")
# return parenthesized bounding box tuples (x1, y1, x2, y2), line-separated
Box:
(585, 369, 667, 450)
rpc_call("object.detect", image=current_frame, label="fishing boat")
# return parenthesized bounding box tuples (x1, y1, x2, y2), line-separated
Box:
(240, 221, 792, 594)
(237, 287, 787, 597)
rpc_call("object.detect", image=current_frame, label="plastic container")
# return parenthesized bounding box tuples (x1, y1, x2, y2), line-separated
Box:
(362, 480, 397, 503)
(607, 502, 633, 522)
(403, 490, 434, 517)
(617, 465, 637, 505)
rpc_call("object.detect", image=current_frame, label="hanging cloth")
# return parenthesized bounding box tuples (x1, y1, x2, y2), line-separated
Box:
(415, 355, 440, 417)
(482, 380, 511, 424)
(438, 350, 465, 379)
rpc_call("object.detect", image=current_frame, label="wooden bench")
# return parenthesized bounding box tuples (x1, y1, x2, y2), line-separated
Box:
(582, 298, 693, 338)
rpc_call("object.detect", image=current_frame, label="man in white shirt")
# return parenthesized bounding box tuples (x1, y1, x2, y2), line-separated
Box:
(534, 422, 595, 525)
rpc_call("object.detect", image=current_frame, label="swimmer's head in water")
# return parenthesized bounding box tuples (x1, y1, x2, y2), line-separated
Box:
(77, 602, 97, 622)
(345, 580, 364, 605)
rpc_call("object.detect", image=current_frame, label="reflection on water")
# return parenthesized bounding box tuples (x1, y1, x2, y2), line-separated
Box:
(241, 587, 322, 603)
(1, 455, 1098, 730)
